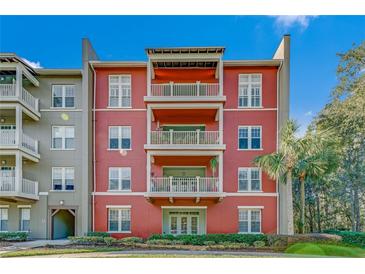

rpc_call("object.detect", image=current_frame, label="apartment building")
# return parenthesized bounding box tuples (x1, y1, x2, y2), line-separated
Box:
(0, 49, 93, 239)
(0, 36, 290, 239)
(92, 36, 290, 237)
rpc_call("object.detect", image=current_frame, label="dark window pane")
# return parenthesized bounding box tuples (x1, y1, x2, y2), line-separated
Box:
(239, 221, 248, 233)
(251, 221, 261, 232)
(53, 138, 62, 149)
(121, 138, 130, 149)
(122, 179, 130, 190)
(251, 138, 261, 149)
(239, 138, 248, 149)
(65, 97, 74, 107)
(0, 220, 8, 231)
(65, 138, 74, 149)
(53, 180, 63, 190)
(251, 179, 261, 191)
(121, 221, 130, 231)
(65, 184, 74, 190)
(53, 97, 63, 107)
(109, 179, 119, 190)
(239, 179, 248, 191)
(109, 221, 118, 231)
(109, 138, 119, 149)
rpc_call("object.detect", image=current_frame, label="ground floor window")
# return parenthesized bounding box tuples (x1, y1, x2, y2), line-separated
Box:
(108, 207, 131, 233)
(19, 208, 30, 232)
(238, 208, 261, 233)
(0, 208, 8, 231)
(169, 211, 200, 235)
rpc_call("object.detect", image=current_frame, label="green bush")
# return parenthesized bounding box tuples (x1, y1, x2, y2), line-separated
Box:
(148, 234, 268, 246)
(68, 236, 105, 245)
(146, 239, 174, 245)
(86, 231, 110, 238)
(0, 232, 28, 242)
(253, 240, 266, 248)
(104, 237, 117, 246)
(118, 237, 144, 244)
(324, 230, 365, 248)
(203, 241, 216, 246)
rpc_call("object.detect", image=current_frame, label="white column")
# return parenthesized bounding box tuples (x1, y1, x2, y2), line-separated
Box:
(15, 151, 22, 193)
(15, 105, 23, 147)
(219, 58, 223, 96)
(147, 58, 151, 96)
(146, 151, 151, 192)
(218, 105, 223, 145)
(147, 106, 151, 144)
(15, 65, 22, 98)
(218, 152, 223, 192)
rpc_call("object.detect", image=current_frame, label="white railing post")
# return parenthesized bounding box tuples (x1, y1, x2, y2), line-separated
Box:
(169, 129, 173, 144)
(169, 81, 173, 96)
(15, 65, 21, 99)
(169, 176, 173, 192)
(196, 81, 200, 96)
(196, 129, 200, 144)
(196, 176, 200, 193)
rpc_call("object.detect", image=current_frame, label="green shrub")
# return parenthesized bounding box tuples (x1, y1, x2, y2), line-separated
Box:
(0, 232, 28, 242)
(68, 236, 105, 245)
(148, 234, 268, 246)
(324, 230, 365, 248)
(203, 241, 216, 246)
(104, 237, 117, 246)
(146, 239, 174, 245)
(253, 240, 266, 248)
(118, 237, 144, 244)
(86, 231, 110, 238)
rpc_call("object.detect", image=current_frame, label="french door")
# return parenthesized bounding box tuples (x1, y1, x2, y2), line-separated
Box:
(169, 211, 199, 235)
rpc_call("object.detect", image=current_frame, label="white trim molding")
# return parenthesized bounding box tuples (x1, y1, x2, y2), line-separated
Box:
(17, 205, 32, 208)
(106, 205, 132, 209)
(161, 206, 208, 209)
(237, 206, 264, 209)
(0, 205, 10, 208)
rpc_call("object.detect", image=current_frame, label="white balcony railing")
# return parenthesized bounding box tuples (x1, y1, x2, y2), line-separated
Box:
(0, 129, 39, 155)
(150, 177, 220, 193)
(150, 130, 220, 145)
(151, 82, 219, 97)
(0, 84, 39, 113)
(0, 172, 38, 198)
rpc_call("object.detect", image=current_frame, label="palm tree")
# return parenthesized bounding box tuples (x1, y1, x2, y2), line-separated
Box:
(294, 129, 338, 233)
(254, 120, 310, 235)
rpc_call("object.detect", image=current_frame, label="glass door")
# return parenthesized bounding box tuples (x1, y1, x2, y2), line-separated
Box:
(169, 212, 200, 235)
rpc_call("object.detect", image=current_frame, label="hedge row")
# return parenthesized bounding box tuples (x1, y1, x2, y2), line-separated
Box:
(0, 232, 28, 241)
(148, 234, 268, 246)
(324, 230, 365, 248)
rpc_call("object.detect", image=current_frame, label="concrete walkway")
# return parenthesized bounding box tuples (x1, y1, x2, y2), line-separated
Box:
(0, 239, 70, 254)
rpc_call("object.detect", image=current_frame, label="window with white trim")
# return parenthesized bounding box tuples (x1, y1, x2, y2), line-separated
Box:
(109, 167, 131, 191)
(52, 85, 75, 108)
(109, 126, 131, 149)
(238, 168, 262, 191)
(109, 75, 131, 107)
(108, 208, 131, 232)
(0, 208, 8, 231)
(19, 208, 30, 232)
(238, 126, 262, 150)
(52, 126, 75, 150)
(52, 167, 75, 191)
(238, 74, 262, 107)
(239, 209, 261, 233)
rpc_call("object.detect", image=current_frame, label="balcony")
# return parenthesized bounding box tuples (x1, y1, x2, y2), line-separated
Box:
(0, 173, 39, 201)
(145, 82, 225, 102)
(0, 129, 39, 160)
(0, 84, 40, 118)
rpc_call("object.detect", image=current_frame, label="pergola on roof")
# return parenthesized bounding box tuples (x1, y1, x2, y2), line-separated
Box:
(0, 53, 37, 75)
(146, 47, 225, 55)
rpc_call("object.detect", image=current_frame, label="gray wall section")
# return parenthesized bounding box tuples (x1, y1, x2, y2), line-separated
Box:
(1, 74, 87, 239)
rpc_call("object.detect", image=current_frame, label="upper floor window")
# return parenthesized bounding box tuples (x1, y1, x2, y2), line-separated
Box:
(19, 208, 30, 232)
(238, 74, 262, 108)
(52, 85, 75, 108)
(109, 75, 131, 108)
(238, 168, 262, 191)
(52, 126, 75, 150)
(0, 208, 8, 231)
(238, 126, 262, 150)
(239, 208, 261, 233)
(108, 207, 131, 233)
(109, 126, 131, 150)
(109, 167, 131, 191)
(52, 167, 75, 191)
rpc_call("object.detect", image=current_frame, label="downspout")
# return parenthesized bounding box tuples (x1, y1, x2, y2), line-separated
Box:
(276, 60, 283, 234)
(90, 63, 96, 231)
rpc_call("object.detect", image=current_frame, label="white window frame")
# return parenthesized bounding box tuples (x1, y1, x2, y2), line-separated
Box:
(108, 167, 131, 191)
(238, 74, 262, 108)
(19, 207, 31, 232)
(107, 206, 131, 233)
(52, 84, 76, 108)
(0, 207, 8, 232)
(51, 126, 75, 150)
(238, 168, 262, 192)
(108, 126, 132, 150)
(238, 208, 262, 234)
(51, 167, 75, 191)
(238, 126, 262, 150)
(108, 75, 132, 108)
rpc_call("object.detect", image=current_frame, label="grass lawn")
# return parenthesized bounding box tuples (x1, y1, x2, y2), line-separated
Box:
(0, 247, 121, 258)
(285, 243, 365, 258)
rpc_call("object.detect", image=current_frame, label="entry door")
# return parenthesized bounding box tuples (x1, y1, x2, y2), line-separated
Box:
(169, 212, 199, 235)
